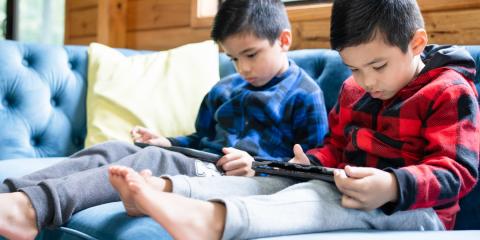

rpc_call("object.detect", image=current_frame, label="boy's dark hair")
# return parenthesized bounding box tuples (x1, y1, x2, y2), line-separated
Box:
(330, 0, 425, 52)
(211, 0, 291, 45)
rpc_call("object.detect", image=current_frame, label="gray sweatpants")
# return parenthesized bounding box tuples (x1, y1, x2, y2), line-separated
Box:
(165, 175, 445, 240)
(1, 140, 219, 229)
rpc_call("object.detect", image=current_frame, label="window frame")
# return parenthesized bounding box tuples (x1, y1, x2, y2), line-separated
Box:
(191, 0, 332, 28)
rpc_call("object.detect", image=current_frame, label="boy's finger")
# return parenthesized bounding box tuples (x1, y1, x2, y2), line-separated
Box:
(222, 147, 235, 154)
(341, 194, 363, 209)
(221, 159, 245, 172)
(216, 152, 242, 167)
(293, 144, 309, 164)
(344, 165, 375, 179)
(334, 170, 365, 193)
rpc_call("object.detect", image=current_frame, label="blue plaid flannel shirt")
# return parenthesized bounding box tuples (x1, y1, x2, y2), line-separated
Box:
(168, 60, 328, 161)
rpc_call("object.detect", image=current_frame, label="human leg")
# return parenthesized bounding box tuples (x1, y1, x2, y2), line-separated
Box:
(0, 146, 200, 240)
(112, 170, 445, 240)
(2, 140, 140, 191)
(165, 173, 298, 200)
(0, 192, 38, 240)
(109, 166, 226, 240)
(108, 165, 297, 217)
(218, 180, 445, 239)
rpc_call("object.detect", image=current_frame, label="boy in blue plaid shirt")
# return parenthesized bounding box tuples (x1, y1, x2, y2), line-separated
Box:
(0, 0, 328, 238)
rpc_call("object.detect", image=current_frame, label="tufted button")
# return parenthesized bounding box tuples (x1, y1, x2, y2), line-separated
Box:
(2, 98, 9, 107)
(22, 59, 29, 67)
(68, 62, 73, 69)
(51, 98, 57, 107)
(30, 137, 39, 147)
(2, 96, 14, 107)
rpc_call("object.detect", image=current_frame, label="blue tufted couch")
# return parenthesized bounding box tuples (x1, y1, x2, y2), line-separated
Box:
(0, 40, 479, 239)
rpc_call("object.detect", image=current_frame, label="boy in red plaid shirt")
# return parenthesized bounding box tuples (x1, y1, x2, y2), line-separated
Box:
(107, 0, 479, 239)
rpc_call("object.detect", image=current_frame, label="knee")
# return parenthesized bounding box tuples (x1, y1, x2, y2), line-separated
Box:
(99, 140, 132, 148)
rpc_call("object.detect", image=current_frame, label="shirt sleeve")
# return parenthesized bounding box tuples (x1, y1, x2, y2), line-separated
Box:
(383, 83, 479, 213)
(306, 84, 348, 167)
(292, 88, 329, 153)
(168, 93, 216, 148)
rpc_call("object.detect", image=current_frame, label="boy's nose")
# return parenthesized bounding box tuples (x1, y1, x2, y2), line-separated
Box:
(237, 62, 251, 75)
(363, 78, 376, 91)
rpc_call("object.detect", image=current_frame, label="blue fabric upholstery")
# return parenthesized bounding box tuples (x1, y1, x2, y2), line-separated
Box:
(0, 40, 479, 239)
(0, 40, 88, 160)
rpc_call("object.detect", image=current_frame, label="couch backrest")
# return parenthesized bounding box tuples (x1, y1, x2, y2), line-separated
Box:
(0, 40, 89, 160)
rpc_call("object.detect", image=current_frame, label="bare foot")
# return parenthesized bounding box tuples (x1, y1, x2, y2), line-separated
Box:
(0, 192, 38, 240)
(109, 166, 171, 216)
(123, 167, 226, 240)
(109, 166, 147, 216)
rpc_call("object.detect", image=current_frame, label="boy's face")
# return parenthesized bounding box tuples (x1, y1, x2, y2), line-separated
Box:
(339, 33, 425, 100)
(220, 32, 290, 87)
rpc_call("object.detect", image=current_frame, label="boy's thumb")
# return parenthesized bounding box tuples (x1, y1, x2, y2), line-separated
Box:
(344, 165, 374, 178)
(222, 147, 232, 154)
(292, 144, 310, 165)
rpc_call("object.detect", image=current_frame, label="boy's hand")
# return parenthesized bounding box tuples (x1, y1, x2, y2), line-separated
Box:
(334, 166, 399, 211)
(288, 144, 310, 165)
(130, 126, 171, 147)
(216, 148, 255, 177)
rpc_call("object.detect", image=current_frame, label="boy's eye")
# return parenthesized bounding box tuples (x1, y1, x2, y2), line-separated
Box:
(350, 68, 359, 72)
(246, 53, 257, 58)
(230, 58, 238, 62)
(373, 63, 387, 70)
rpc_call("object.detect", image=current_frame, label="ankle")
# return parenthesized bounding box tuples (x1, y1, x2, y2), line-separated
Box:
(14, 192, 37, 225)
(211, 202, 226, 238)
(159, 177, 173, 192)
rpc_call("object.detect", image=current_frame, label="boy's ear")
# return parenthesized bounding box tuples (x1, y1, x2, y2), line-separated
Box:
(410, 29, 428, 56)
(278, 29, 292, 51)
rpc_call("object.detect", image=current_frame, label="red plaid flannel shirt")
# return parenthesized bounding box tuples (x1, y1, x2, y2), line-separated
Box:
(307, 52, 479, 229)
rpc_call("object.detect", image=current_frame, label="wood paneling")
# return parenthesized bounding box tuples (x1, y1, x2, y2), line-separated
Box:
(419, 0, 480, 12)
(424, 8, 480, 45)
(127, 27, 210, 50)
(97, 0, 128, 48)
(128, 0, 190, 31)
(65, 0, 98, 44)
(67, 0, 97, 10)
(287, 3, 332, 22)
(291, 20, 330, 49)
(68, 7, 98, 37)
(65, 0, 480, 50)
(67, 36, 97, 45)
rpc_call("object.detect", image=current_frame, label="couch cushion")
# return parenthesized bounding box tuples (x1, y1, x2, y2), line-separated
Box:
(59, 202, 480, 240)
(84, 41, 219, 147)
(60, 202, 172, 240)
(0, 40, 88, 160)
(0, 157, 66, 182)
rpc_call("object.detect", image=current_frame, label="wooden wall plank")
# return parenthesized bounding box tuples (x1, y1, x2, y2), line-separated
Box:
(65, 36, 97, 45)
(287, 3, 332, 22)
(97, 0, 128, 47)
(291, 21, 330, 50)
(64, 0, 480, 50)
(424, 8, 480, 45)
(128, 0, 190, 31)
(126, 27, 210, 50)
(67, 0, 97, 10)
(68, 7, 98, 37)
(419, 0, 480, 12)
